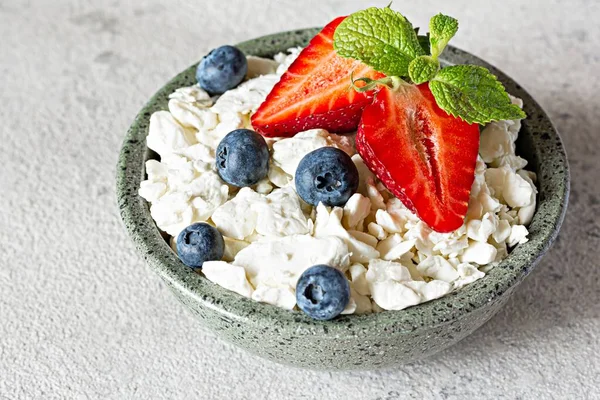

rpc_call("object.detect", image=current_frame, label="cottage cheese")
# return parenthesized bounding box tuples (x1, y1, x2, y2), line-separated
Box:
(252, 186, 312, 237)
(234, 234, 350, 289)
(139, 49, 537, 314)
(211, 187, 265, 240)
(314, 203, 380, 264)
(201, 261, 254, 297)
(271, 129, 355, 176)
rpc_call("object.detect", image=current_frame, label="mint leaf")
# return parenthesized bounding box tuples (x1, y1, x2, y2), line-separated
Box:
(429, 14, 458, 59)
(429, 65, 526, 124)
(408, 56, 439, 84)
(334, 7, 425, 76)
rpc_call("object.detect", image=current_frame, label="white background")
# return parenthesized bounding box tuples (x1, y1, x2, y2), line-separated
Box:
(1, 0, 598, 398)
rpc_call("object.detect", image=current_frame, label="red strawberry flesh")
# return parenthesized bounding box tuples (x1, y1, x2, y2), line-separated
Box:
(251, 16, 385, 137)
(356, 84, 480, 233)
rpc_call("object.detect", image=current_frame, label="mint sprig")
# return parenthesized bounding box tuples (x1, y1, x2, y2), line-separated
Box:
(430, 65, 526, 124)
(333, 7, 424, 77)
(333, 8, 527, 124)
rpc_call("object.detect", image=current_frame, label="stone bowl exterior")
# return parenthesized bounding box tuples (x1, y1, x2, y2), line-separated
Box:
(116, 28, 569, 370)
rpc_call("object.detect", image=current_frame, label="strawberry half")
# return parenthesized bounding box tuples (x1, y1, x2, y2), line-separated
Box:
(356, 84, 480, 233)
(251, 17, 385, 138)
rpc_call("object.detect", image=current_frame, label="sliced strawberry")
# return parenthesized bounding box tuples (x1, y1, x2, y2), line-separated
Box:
(356, 84, 480, 233)
(251, 17, 385, 137)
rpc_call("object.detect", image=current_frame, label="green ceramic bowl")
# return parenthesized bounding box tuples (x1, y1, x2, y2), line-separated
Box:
(116, 28, 569, 370)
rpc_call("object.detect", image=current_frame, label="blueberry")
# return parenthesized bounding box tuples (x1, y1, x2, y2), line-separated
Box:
(295, 147, 359, 207)
(196, 45, 248, 95)
(216, 129, 269, 187)
(176, 223, 224, 269)
(296, 265, 350, 321)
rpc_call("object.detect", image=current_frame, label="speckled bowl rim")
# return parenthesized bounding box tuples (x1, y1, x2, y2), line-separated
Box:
(117, 27, 569, 338)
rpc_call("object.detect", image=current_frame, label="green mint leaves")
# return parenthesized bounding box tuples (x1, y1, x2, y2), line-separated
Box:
(408, 56, 439, 84)
(333, 7, 424, 77)
(333, 8, 526, 124)
(429, 66, 526, 124)
(429, 14, 458, 59)
(426, 13, 523, 122)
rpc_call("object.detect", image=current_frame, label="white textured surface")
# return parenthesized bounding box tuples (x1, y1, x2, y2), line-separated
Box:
(1, 0, 598, 398)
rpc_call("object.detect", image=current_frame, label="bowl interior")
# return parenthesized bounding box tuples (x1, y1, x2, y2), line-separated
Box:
(116, 28, 569, 335)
